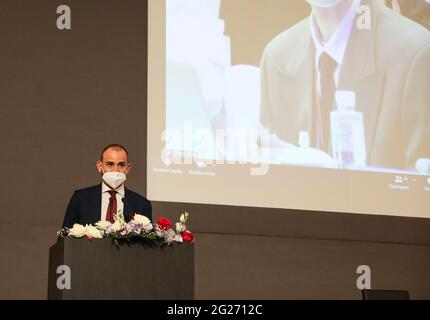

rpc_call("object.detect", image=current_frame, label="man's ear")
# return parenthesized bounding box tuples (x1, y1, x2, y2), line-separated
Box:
(126, 163, 132, 174)
(96, 161, 103, 174)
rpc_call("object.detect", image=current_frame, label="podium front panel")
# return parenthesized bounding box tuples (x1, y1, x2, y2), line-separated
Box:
(48, 238, 194, 300)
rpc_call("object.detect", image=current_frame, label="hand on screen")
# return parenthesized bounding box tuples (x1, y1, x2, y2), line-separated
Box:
(260, 134, 297, 150)
(261, 133, 335, 167)
(271, 146, 335, 167)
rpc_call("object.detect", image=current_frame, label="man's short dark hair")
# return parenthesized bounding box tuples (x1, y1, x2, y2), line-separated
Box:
(100, 144, 129, 161)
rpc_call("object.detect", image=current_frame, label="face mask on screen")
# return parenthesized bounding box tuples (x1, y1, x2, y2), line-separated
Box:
(306, 0, 343, 8)
(102, 172, 127, 189)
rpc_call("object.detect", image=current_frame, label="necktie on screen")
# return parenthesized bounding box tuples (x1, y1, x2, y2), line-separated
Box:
(106, 190, 117, 223)
(317, 52, 338, 153)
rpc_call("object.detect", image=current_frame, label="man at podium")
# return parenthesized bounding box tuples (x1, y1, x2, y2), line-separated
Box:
(62, 144, 152, 228)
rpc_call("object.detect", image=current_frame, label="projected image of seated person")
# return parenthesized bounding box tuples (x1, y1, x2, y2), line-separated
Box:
(259, 0, 430, 172)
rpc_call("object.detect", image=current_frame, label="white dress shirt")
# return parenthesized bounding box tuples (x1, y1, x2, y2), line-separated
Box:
(101, 182, 125, 221)
(310, 0, 361, 95)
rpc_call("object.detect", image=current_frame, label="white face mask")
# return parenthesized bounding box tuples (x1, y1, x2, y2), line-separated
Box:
(306, 0, 342, 8)
(102, 171, 127, 189)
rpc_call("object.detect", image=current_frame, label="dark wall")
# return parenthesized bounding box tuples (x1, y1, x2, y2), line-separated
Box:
(0, 0, 148, 227)
(0, 0, 148, 298)
(0, 0, 429, 299)
(154, 201, 430, 299)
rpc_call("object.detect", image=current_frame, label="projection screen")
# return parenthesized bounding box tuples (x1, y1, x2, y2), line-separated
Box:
(147, 0, 430, 218)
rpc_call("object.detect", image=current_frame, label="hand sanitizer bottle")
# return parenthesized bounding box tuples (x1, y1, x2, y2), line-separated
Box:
(330, 91, 366, 168)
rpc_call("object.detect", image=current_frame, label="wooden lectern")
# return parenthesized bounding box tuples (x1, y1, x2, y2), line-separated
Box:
(48, 237, 194, 300)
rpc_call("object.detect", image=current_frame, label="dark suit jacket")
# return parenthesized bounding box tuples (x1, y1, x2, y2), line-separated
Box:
(260, 0, 430, 170)
(62, 184, 152, 229)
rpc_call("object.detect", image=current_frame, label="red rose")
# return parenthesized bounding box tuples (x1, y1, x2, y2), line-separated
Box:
(181, 230, 194, 243)
(157, 217, 172, 230)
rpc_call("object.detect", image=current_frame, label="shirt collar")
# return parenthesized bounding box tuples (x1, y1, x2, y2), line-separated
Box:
(102, 181, 125, 197)
(310, 0, 360, 67)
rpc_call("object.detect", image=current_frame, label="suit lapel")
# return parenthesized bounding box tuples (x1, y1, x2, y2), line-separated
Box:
(88, 184, 102, 224)
(338, 0, 385, 161)
(278, 24, 315, 143)
(123, 187, 134, 219)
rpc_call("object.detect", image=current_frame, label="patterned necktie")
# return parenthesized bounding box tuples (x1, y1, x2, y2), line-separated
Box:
(317, 52, 338, 153)
(106, 190, 117, 223)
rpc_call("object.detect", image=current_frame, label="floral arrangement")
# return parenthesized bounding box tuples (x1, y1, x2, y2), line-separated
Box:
(57, 212, 194, 247)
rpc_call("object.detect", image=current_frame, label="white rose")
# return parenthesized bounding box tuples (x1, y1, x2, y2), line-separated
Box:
(132, 214, 151, 226)
(85, 225, 103, 239)
(95, 221, 112, 231)
(68, 224, 86, 238)
(111, 220, 124, 232)
(164, 229, 177, 244)
(143, 223, 153, 232)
